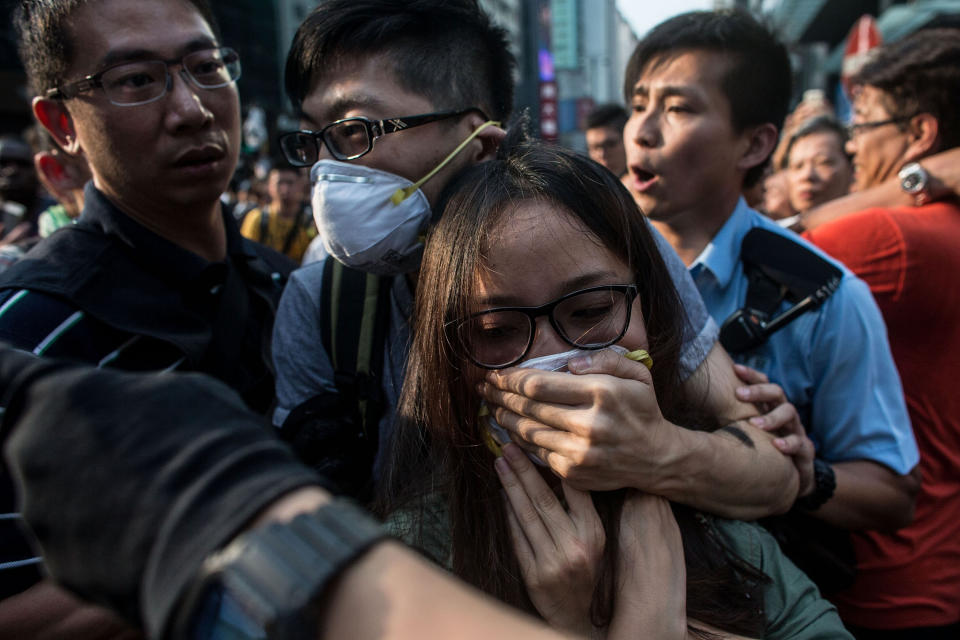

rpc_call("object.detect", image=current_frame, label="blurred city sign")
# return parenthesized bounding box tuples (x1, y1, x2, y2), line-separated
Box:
(841, 15, 882, 97)
(550, 0, 578, 70)
(539, 48, 555, 82)
(540, 80, 559, 141)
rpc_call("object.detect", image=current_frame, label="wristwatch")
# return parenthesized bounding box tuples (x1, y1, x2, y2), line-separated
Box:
(796, 458, 836, 512)
(171, 498, 388, 640)
(898, 162, 932, 205)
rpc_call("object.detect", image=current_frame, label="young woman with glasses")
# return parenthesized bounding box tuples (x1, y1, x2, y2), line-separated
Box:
(376, 136, 849, 639)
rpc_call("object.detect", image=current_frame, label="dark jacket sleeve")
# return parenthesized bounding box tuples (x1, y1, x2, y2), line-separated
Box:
(0, 346, 324, 637)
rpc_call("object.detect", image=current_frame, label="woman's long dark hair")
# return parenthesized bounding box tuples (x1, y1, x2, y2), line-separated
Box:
(378, 132, 768, 637)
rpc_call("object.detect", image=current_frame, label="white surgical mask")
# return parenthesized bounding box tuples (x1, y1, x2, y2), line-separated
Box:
(311, 120, 500, 276)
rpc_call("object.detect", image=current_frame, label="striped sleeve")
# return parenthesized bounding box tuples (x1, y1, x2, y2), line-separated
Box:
(0, 288, 186, 598)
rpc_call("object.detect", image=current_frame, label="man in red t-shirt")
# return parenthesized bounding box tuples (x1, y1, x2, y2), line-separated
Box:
(805, 29, 960, 638)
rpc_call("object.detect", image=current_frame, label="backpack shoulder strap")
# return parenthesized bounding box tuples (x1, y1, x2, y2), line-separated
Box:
(258, 208, 270, 243)
(280, 207, 308, 257)
(740, 228, 842, 305)
(320, 259, 393, 445)
(720, 228, 842, 353)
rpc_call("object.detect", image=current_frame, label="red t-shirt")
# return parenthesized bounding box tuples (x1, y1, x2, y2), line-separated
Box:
(805, 201, 960, 629)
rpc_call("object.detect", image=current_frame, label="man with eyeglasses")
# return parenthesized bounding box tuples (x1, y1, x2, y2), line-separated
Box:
(272, 0, 814, 520)
(0, 1, 294, 636)
(803, 29, 960, 638)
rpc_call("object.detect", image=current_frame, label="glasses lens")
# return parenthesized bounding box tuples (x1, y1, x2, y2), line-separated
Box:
(280, 132, 319, 167)
(325, 119, 372, 160)
(100, 61, 168, 106)
(185, 48, 241, 88)
(460, 310, 533, 368)
(554, 288, 631, 348)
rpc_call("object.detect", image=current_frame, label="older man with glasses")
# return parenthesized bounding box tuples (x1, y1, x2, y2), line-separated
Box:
(0, 0, 295, 636)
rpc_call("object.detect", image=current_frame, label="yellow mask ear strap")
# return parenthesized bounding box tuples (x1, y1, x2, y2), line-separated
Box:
(390, 120, 501, 205)
(625, 349, 653, 370)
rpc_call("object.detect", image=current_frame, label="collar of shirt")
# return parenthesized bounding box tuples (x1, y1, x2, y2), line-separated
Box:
(80, 183, 257, 289)
(689, 197, 753, 287)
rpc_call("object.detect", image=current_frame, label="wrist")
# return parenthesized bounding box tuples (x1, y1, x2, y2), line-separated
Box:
(898, 162, 943, 206)
(250, 486, 331, 528)
(641, 419, 699, 499)
(174, 497, 388, 640)
(796, 458, 836, 511)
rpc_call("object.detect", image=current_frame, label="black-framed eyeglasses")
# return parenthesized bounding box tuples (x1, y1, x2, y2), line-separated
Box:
(455, 284, 639, 370)
(45, 47, 241, 107)
(278, 108, 485, 166)
(845, 114, 916, 139)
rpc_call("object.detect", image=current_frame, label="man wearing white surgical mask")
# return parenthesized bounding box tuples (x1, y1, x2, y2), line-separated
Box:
(296, 109, 501, 275)
(272, 0, 811, 516)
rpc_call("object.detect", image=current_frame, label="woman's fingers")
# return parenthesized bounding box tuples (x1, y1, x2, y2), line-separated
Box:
(504, 497, 536, 572)
(560, 481, 602, 534)
(495, 453, 554, 554)
(495, 443, 574, 549)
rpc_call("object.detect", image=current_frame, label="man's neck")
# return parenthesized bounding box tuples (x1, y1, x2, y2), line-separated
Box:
(649, 194, 741, 267)
(275, 203, 300, 221)
(137, 204, 227, 262)
(98, 185, 227, 262)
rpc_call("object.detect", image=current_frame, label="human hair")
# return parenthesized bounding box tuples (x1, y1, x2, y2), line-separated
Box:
(852, 28, 960, 152)
(585, 103, 628, 133)
(623, 9, 791, 187)
(14, 0, 220, 97)
(284, 0, 515, 123)
(378, 131, 768, 637)
(781, 115, 850, 170)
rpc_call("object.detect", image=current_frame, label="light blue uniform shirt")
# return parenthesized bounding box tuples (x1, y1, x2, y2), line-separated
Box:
(690, 199, 918, 474)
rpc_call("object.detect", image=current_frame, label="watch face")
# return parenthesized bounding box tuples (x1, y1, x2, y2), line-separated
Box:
(903, 173, 922, 192)
(899, 164, 927, 194)
(191, 586, 268, 640)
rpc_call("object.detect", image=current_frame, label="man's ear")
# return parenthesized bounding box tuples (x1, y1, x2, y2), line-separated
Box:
(34, 151, 70, 203)
(35, 150, 88, 194)
(903, 113, 940, 163)
(737, 122, 779, 174)
(465, 111, 506, 163)
(32, 97, 80, 154)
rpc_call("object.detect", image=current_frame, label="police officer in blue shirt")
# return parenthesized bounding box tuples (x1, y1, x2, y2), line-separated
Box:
(621, 8, 919, 569)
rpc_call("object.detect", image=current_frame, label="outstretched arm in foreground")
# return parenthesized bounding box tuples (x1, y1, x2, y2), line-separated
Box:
(259, 488, 575, 640)
(0, 348, 569, 640)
